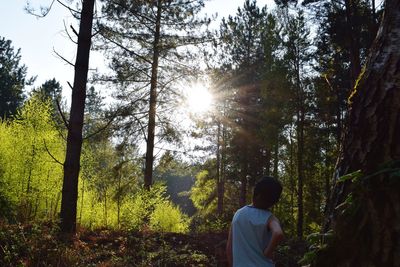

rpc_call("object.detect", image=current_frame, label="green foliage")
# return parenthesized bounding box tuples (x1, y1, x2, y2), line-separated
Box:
(0, 95, 64, 222)
(298, 230, 333, 265)
(150, 201, 189, 233)
(31, 78, 62, 104)
(310, 162, 400, 266)
(338, 169, 362, 182)
(78, 181, 190, 233)
(0, 36, 32, 118)
(154, 152, 197, 216)
(190, 170, 216, 215)
(189, 168, 234, 233)
(192, 216, 229, 233)
(97, 0, 210, 147)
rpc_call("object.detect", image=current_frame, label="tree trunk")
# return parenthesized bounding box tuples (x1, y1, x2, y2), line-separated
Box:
(296, 107, 305, 239)
(318, 0, 400, 265)
(144, 0, 162, 190)
(117, 167, 121, 228)
(295, 58, 305, 239)
(60, 0, 95, 234)
(344, 0, 362, 88)
(289, 130, 295, 225)
(217, 121, 223, 215)
(239, 163, 248, 207)
(273, 136, 279, 179)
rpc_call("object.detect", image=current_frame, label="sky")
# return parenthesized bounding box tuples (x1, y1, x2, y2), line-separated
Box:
(0, 0, 274, 97)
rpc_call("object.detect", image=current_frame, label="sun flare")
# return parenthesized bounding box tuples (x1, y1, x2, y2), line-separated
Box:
(185, 84, 213, 114)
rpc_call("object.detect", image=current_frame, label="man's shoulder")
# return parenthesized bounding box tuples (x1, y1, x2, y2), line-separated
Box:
(232, 206, 249, 220)
(234, 205, 250, 214)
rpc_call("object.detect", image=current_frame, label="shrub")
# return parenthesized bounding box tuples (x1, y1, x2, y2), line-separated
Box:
(150, 201, 189, 233)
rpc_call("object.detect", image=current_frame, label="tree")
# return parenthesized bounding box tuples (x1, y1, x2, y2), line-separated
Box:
(277, 7, 313, 239)
(60, 0, 95, 233)
(310, 0, 381, 145)
(0, 37, 31, 118)
(217, 0, 271, 206)
(34, 78, 62, 103)
(98, 0, 210, 189)
(31, 78, 65, 127)
(315, 0, 400, 265)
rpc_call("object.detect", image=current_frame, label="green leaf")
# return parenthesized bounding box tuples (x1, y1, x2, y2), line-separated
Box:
(338, 170, 362, 182)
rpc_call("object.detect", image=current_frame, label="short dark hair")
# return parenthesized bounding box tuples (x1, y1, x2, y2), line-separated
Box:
(252, 176, 282, 210)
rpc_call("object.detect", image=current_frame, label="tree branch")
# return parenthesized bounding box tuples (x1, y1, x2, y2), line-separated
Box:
(43, 139, 63, 166)
(63, 20, 78, 44)
(25, 0, 56, 18)
(56, 98, 69, 129)
(53, 48, 75, 67)
(56, 0, 80, 18)
(70, 25, 79, 37)
(83, 117, 114, 140)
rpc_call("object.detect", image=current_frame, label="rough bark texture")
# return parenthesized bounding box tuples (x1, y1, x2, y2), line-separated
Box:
(318, 0, 400, 265)
(144, 0, 162, 190)
(60, 0, 95, 233)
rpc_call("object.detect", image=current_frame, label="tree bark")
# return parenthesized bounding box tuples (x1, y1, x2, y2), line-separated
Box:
(319, 0, 400, 265)
(217, 121, 223, 215)
(344, 0, 362, 87)
(60, 0, 95, 234)
(144, 0, 162, 190)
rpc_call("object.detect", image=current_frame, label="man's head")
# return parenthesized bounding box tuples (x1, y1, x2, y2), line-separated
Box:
(252, 176, 282, 210)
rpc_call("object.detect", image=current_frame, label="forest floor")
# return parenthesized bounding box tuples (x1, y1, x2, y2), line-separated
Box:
(0, 222, 306, 266)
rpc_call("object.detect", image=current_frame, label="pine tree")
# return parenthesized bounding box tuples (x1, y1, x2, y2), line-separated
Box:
(280, 8, 313, 239)
(0, 37, 30, 118)
(316, 0, 400, 265)
(217, 0, 270, 206)
(60, 0, 96, 234)
(98, 0, 210, 189)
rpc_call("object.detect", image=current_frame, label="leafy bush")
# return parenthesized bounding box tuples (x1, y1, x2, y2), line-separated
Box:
(0, 96, 64, 223)
(150, 201, 189, 233)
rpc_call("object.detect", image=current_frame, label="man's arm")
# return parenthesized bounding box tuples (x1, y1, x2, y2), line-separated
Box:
(226, 225, 233, 267)
(263, 215, 284, 260)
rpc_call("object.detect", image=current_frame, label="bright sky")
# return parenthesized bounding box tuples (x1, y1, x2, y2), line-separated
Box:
(0, 0, 273, 96)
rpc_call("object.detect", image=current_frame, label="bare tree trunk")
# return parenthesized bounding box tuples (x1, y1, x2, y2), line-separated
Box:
(318, 0, 400, 265)
(344, 0, 362, 88)
(296, 107, 305, 239)
(144, 0, 162, 190)
(117, 168, 121, 228)
(60, 0, 95, 234)
(217, 121, 224, 215)
(295, 59, 305, 239)
(25, 144, 36, 221)
(273, 136, 279, 179)
(239, 165, 248, 207)
(289, 128, 295, 223)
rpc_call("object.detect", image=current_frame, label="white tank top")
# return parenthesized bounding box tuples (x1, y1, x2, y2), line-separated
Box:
(232, 205, 275, 267)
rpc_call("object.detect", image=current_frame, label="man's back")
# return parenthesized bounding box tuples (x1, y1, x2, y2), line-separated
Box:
(232, 205, 275, 267)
